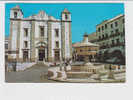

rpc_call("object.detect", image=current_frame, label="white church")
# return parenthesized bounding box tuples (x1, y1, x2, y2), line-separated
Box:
(8, 5, 72, 62)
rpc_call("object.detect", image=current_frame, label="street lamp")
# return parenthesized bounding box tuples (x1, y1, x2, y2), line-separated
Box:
(12, 58, 17, 72)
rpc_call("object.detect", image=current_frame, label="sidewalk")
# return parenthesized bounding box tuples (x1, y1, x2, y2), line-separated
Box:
(5, 63, 56, 83)
(7, 62, 36, 72)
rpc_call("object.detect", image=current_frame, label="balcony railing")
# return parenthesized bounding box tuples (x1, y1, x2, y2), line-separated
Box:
(100, 45, 109, 49)
(110, 42, 125, 47)
(100, 42, 125, 49)
(110, 32, 121, 38)
(97, 32, 124, 42)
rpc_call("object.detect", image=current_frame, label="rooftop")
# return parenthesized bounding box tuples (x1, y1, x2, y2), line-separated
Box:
(73, 40, 99, 47)
(96, 14, 124, 26)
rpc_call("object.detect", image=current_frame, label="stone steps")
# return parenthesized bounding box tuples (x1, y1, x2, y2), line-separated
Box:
(34, 61, 49, 67)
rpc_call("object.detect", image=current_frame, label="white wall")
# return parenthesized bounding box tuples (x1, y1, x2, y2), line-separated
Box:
(19, 21, 31, 59)
(51, 22, 62, 59)
(11, 21, 18, 51)
(64, 22, 70, 58)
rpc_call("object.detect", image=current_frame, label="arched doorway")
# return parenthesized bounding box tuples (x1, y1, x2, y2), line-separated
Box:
(36, 41, 47, 61)
(22, 49, 29, 62)
(111, 50, 125, 64)
(38, 49, 45, 61)
(112, 50, 122, 59)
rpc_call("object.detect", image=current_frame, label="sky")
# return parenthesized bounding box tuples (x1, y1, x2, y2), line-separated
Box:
(5, 3, 124, 43)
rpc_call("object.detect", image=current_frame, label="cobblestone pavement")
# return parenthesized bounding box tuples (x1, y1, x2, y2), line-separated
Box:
(5, 63, 56, 83)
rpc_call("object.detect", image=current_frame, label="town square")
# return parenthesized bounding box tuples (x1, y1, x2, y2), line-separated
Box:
(5, 3, 125, 83)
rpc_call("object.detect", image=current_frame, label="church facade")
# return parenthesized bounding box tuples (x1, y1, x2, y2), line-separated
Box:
(8, 6, 72, 62)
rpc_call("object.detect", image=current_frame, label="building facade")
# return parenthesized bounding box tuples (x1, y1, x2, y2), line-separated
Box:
(72, 34, 99, 62)
(8, 6, 72, 62)
(96, 14, 125, 64)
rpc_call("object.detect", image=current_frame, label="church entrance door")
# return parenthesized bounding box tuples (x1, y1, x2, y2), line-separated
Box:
(38, 49, 45, 61)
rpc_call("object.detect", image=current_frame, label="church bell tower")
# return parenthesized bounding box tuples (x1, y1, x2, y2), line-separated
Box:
(61, 8, 72, 61)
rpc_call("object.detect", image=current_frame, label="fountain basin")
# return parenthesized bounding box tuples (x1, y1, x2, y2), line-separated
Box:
(67, 72, 92, 79)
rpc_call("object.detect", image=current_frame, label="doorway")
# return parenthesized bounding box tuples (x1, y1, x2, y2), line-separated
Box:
(38, 49, 45, 61)
(54, 50, 60, 61)
(23, 51, 28, 62)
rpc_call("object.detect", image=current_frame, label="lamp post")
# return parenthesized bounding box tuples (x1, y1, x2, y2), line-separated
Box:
(12, 58, 17, 72)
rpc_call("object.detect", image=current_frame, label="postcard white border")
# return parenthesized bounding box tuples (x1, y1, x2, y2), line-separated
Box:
(0, 1, 133, 100)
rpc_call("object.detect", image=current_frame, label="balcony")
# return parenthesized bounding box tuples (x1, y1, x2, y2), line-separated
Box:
(97, 37, 108, 42)
(100, 45, 110, 49)
(100, 42, 125, 50)
(110, 32, 120, 38)
(97, 32, 124, 42)
(110, 42, 125, 47)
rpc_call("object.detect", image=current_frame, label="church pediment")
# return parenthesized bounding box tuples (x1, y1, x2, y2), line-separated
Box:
(37, 10, 48, 20)
(36, 41, 47, 48)
(26, 10, 61, 21)
(27, 10, 49, 20)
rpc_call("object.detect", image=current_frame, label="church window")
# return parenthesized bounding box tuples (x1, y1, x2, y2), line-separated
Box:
(65, 14, 68, 20)
(55, 29, 59, 37)
(56, 41, 59, 48)
(14, 12, 17, 18)
(24, 41, 28, 48)
(24, 28, 28, 37)
(40, 26, 44, 37)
